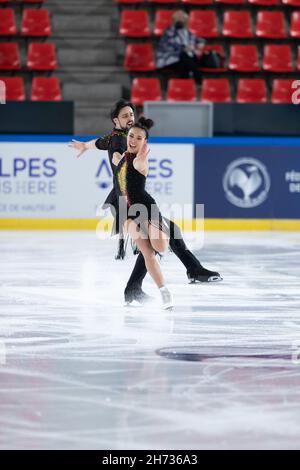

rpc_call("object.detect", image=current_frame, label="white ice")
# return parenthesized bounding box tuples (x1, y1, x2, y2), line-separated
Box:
(0, 230, 300, 450)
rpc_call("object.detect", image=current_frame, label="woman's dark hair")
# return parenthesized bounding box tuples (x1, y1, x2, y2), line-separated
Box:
(131, 117, 154, 139)
(110, 99, 136, 122)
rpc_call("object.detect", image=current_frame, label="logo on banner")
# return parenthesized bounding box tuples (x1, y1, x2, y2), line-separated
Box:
(95, 159, 112, 190)
(223, 158, 271, 208)
(95, 156, 174, 194)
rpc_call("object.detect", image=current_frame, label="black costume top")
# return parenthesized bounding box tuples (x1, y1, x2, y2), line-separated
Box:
(95, 129, 168, 236)
(115, 152, 168, 236)
(95, 128, 127, 173)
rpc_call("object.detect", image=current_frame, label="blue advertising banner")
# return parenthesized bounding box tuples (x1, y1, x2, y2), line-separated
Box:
(0, 136, 300, 229)
(194, 143, 300, 219)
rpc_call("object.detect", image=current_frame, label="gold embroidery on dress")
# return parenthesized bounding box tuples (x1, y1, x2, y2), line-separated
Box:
(117, 159, 129, 204)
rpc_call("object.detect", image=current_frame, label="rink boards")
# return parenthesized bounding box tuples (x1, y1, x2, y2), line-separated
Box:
(0, 136, 299, 230)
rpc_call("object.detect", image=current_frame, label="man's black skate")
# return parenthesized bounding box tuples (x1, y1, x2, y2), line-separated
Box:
(124, 285, 153, 305)
(187, 265, 222, 283)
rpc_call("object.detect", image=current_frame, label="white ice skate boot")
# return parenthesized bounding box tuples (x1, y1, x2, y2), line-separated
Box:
(159, 286, 174, 310)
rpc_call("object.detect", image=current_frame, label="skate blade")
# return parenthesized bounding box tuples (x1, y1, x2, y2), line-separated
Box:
(208, 276, 223, 283)
(189, 275, 223, 284)
(125, 296, 154, 307)
(124, 300, 142, 308)
(162, 304, 174, 311)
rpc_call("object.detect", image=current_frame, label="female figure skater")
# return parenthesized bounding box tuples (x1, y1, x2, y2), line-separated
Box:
(114, 117, 173, 310)
(69, 99, 222, 306)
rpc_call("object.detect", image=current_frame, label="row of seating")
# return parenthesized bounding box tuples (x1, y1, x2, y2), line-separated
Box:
(130, 77, 297, 104)
(124, 42, 300, 71)
(0, 42, 56, 70)
(116, 0, 300, 5)
(0, 1, 59, 101)
(0, 9, 51, 36)
(120, 10, 300, 37)
(0, 76, 61, 100)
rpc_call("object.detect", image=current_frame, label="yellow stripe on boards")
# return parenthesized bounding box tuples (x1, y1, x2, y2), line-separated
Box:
(0, 219, 299, 231)
(204, 219, 300, 231)
(0, 219, 99, 230)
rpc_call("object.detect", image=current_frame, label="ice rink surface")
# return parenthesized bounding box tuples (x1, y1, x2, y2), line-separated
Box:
(0, 230, 300, 450)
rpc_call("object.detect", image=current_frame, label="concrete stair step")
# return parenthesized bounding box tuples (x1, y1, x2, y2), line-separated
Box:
(58, 48, 117, 67)
(64, 82, 122, 104)
(44, 0, 123, 134)
(75, 106, 113, 135)
(47, 3, 117, 16)
(53, 14, 112, 34)
(56, 69, 129, 87)
(54, 38, 122, 51)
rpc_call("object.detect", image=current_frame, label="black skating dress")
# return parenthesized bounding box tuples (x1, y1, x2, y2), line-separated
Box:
(115, 152, 169, 237)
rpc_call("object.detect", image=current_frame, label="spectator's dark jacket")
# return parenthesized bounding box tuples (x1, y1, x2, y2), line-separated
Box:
(156, 26, 206, 69)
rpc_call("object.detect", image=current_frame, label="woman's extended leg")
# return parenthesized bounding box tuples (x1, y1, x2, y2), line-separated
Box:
(124, 220, 173, 309)
(124, 220, 164, 288)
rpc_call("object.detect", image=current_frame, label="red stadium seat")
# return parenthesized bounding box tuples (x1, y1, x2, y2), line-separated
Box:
(0, 43, 21, 70)
(119, 10, 150, 38)
(290, 12, 300, 39)
(189, 11, 218, 38)
(0, 0, 11, 3)
(21, 9, 51, 37)
(263, 45, 293, 72)
(271, 79, 295, 104)
(237, 79, 267, 103)
(182, 0, 213, 4)
(248, 0, 279, 4)
(256, 11, 287, 39)
(0, 76, 25, 101)
(229, 44, 260, 72)
(154, 10, 174, 36)
(27, 42, 57, 70)
(131, 78, 162, 106)
(167, 79, 197, 101)
(31, 77, 62, 101)
(222, 11, 253, 38)
(18, 0, 45, 3)
(124, 44, 156, 71)
(281, 0, 300, 4)
(0, 9, 17, 36)
(201, 78, 231, 102)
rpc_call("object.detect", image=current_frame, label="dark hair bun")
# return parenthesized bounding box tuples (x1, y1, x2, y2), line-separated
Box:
(138, 117, 154, 130)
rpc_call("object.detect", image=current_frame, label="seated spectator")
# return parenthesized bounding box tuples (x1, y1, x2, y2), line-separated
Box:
(156, 10, 220, 84)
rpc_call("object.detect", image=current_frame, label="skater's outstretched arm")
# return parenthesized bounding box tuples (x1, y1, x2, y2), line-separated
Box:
(68, 138, 98, 158)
